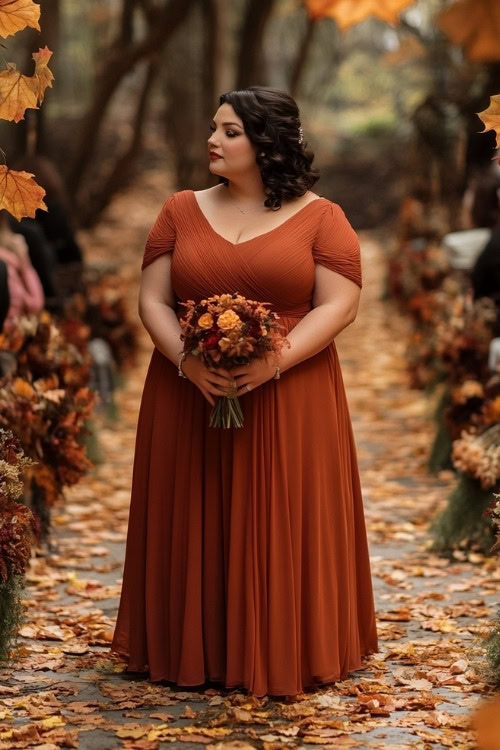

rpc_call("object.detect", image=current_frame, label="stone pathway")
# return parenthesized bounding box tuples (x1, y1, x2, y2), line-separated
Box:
(1, 202, 497, 749)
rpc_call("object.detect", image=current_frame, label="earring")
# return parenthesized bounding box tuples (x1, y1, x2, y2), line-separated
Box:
(259, 151, 265, 157)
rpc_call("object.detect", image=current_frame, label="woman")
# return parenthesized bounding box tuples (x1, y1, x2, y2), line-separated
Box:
(0, 225, 44, 324)
(111, 86, 378, 697)
(469, 173, 500, 321)
(0, 260, 9, 330)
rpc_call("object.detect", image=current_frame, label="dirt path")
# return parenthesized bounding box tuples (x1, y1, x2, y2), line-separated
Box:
(0, 187, 497, 749)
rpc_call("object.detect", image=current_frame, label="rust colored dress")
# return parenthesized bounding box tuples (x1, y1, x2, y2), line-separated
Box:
(110, 189, 378, 696)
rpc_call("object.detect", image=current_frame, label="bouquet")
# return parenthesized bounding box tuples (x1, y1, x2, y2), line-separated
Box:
(178, 293, 290, 428)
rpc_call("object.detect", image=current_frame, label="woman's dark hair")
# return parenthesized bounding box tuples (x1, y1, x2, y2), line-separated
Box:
(217, 86, 320, 210)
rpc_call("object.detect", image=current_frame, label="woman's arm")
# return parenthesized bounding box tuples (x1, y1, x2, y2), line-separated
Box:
(17, 262, 44, 314)
(138, 253, 184, 366)
(138, 253, 233, 405)
(278, 263, 361, 374)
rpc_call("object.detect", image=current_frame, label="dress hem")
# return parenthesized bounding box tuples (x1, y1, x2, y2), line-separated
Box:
(109, 644, 379, 698)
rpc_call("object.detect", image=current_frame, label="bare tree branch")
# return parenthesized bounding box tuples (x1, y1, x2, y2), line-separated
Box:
(79, 57, 160, 226)
(67, 0, 197, 200)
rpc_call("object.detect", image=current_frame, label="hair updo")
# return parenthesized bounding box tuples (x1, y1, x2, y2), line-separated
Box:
(217, 86, 320, 210)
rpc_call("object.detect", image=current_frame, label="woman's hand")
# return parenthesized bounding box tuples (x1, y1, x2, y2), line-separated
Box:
(231, 355, 277, 397)
(181, 354, 235, 407)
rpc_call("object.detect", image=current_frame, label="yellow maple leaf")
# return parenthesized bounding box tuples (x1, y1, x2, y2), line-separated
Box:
(0, 165, 47, 220)
(477, 94, 500, 149)
(304, 0, 414, 29)
(0, 0, 40, 38)
(0, 45, 54, 122)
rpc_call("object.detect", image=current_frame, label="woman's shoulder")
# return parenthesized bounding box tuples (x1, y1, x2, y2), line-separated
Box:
(302, 192, 348, 219)
(154, 189, 194, 223)
(162, 189, 192, 207)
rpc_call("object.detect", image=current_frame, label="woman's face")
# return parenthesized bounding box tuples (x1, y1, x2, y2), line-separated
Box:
(207, 103, 258, 179)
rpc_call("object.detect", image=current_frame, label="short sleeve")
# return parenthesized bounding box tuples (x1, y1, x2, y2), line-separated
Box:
(312, 202, 362, 289)
(141, 194, 177, 270)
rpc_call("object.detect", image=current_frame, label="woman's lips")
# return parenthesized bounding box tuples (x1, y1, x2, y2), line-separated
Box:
(209, 153, 222, 160)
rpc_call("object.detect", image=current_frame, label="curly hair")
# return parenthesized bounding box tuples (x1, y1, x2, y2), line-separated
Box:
(216, 86, 320, 211)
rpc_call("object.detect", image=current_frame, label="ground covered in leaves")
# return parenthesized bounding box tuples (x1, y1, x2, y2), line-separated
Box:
(0, 176, 498, 749)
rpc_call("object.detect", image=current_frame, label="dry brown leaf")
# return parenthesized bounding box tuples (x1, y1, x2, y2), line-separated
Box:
(0, 45, 54, 122)
(477, 94, 500, 149)
(0, 165, 47, 220)
(0, 0, 40, 38)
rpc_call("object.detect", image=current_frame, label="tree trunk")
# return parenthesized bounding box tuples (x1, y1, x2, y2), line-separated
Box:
(236, 0, 277, 88)
(67, 0, 197, 202)
(289, 16, 317, 99)
(163, 0, 221, 190)
(15, 0, 60, 156)
(78, 57, 160, 227)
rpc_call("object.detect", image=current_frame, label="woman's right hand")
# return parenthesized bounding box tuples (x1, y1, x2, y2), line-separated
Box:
(181, 354, 234, 406)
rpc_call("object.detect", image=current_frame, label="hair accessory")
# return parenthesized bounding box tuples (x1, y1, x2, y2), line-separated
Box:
(298, 126, 304, 144)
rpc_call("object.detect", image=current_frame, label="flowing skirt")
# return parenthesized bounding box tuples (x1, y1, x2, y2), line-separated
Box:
(111, 314, 378, 697)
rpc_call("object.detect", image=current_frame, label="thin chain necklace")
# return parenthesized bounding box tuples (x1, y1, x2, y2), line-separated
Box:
(224, 187, 278, 214)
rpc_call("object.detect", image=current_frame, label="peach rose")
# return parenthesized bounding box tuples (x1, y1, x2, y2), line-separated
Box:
(198, 313, 214, 329)
(217, 310, 242, 332)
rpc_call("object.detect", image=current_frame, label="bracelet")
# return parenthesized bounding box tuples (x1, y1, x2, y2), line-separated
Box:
(178, 352, 188, 378)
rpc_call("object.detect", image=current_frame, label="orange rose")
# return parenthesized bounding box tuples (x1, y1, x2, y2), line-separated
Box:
(198, 313, 214, 329)
(217, 310, 242, 332)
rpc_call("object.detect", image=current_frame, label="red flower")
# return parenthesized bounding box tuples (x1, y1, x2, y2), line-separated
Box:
(247, 319, 262, 339)
(203, 333, 221, 350)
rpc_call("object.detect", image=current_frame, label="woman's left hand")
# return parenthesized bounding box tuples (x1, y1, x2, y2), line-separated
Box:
(230, 355, 277, 396)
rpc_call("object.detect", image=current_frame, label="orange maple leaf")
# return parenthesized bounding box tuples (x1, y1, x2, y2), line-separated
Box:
(437, 0, 500, 62)
(0, 45, 54, 122)
(0, 0, 40, 39)
(477, 94, 500, 149)
(0, 165, 47, 220)
(31, 46, 54, 105)
(12, 376, 34, 398)
(304, 0, 414, 29)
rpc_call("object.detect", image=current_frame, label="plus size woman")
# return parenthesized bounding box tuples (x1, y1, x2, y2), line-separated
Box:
(111, 86, 378, 697)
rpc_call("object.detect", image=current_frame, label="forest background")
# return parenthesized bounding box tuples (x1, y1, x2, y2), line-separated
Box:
(2, 0, 498, 235)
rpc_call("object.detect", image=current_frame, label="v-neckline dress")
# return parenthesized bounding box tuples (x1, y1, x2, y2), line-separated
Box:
(110, 188, 378, 697)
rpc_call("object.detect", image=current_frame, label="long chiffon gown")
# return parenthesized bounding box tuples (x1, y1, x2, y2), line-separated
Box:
(110, 188, 379, 697)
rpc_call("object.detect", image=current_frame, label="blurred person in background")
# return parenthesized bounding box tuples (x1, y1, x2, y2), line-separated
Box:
(0, 259, 10, 330)
(11, 154, 83, 265)
(0, 213, 45, 325)
(6, 216, 60, 312)
(10, 154, 85, 301)
(469, 171, 500, 323)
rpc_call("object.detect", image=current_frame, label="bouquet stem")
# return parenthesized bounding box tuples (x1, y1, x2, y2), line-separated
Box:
(209, 383, 244, 428)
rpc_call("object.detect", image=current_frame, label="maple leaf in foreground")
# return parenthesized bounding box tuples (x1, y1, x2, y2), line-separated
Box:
(304, 0, 414, 29)
(437, 0, 500, 62)
(0, 0, 40, 38)
(0, 165, 47, 220)
(477, 94, 500, 150)
(0, 45, 54, 122)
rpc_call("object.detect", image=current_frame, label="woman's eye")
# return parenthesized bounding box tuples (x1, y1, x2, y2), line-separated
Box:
(209, 125, 236, 137)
